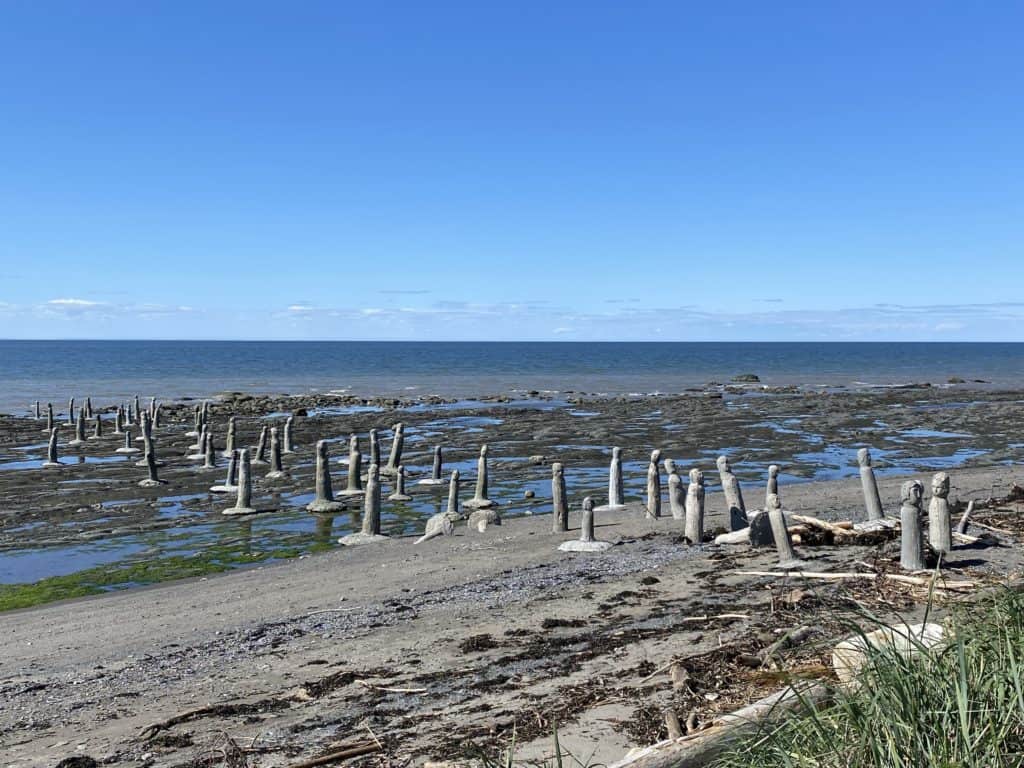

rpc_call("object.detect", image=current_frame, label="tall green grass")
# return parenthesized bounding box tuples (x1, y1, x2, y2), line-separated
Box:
(716, 588, 1024, 768)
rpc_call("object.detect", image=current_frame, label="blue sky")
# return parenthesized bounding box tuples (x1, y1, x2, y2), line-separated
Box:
(1, 1, 1022, 340)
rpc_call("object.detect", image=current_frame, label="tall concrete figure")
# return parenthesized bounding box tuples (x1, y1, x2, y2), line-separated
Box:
(684, 468, 705, 544)
(418, 445, 445, 486)
(552, 461, 568, 532)
(766, 493, 800, 569)
(928, 471, 952, 555)
(283, 416, 296, 454)
(558, 497, 612, 552)
(858, 448, 885, 521)
(464, 445, 496, 509)
(116, 429, 140, 455)
(388, 466, 412, 501)
(339, 464, 388, 545)
(113, 406, 125, 435)
(42, 427, 61, 468)
(138, 449, 166, 488)
(67, 398, 75, 427)
(599, 447, 626, 511)
(90, 413, 103, 440)
(899, 480, 926, 571)
(34, 400, 41, 420)
(447, 469, 461, 517)
(766, 465, 780, 509)
(211, 450, 240, 494)
(645, 450, 662, 519)
(85, 397, 93, 419)
(45, 402, 54, 432)
(384, 423, 404, 475)
(340, 435, 364, 496)
(265, 427, 288, 480)
(223, 416, 237, 458)
(717, 456, 747, 530)
(202, 432, 218, 470)
(252, 426, 269, 465)
(224, 449, 257, 515)
(666, 459, 685, 520)
(68, 408, 87, 447)
(307, 440, 346, 512)
(368, 429, 380, 468)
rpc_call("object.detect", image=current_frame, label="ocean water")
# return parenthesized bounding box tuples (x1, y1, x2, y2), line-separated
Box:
(1, 340, 1024, 413)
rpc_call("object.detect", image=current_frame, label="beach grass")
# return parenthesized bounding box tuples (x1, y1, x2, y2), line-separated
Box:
(715, 587, 1024, 768)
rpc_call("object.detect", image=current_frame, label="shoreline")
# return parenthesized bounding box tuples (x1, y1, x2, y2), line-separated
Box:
(2, 463, 1022, 766)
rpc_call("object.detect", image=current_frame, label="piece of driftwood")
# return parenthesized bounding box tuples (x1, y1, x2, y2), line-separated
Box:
(608, 681, 830, 768)
(288, 742, 381, 768)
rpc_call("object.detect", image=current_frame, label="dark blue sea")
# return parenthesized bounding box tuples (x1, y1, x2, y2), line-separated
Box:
(2, 340, 1024, 414)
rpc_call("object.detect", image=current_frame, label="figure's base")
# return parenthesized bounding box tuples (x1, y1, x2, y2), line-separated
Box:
(338, 532, 388, 546)
(223, 505, 257, 516)
(463, 498, 496, 510)
(416, 478, 445, 486)
(41, 461, 63, 468)
(774, 559, 803, 571)
(209, 484, 237, 494)
(594, 503, 626, 513)
(307, 499, 346, 513)
(138, 479, 167, 488)
(559, 539, 613, 552)
(68, 439, 86, 447)
(388, 493, 412, 502)
(116, 447, 141, 455)
(135, 458, 166, 467)
(265, 470, 290, 481)
(337, 488, 364, 497)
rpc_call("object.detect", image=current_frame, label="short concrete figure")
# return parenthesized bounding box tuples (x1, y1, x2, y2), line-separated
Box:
(558, 497, 612, 552)
(858, 448, 885, 521)
(67, 398, 75, 426)
(717, 455, 748, 531)
(45, 403, 54, 432)
(138, 449, 166, 488)
(203, 432, 218, 470)
(684, 468, 705, 544)
(447, 469, 461, 517)
(645, 449, 662, 519)
(135, 424, 163, 468)
(224, 449, 257, 515)
(116, 429, 141, 455)
(153, 403, 161, 429)
(134, 396, 141, 425)
(338, 464, 388, 545)
(388, 466, 412, 501)
(223, 416, 237, 458)
(766, 493, 801, 569)
(186, 406, 201, 438)
(417, 445, 446, 486)
(552, 462, 568, 533)
(85, 397, 93, 419)
(90, 413, 103, 440)
(307, 440, 346, 513)
(899, 479, 926, 571)
(113, 406, 125, 435)
(42, 427, 62, 468)
(666, 459, 685, 520)
(265, 427, 288, 480)
(211, 450, 240, 494)
(928, 471, 952, 555)
(368, 429, 381, 468)
(464, 445, 496, 510)
(34, 400, 41, 420)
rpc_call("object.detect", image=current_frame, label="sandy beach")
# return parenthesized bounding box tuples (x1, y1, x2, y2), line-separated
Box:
(1, 386, 1024, 766)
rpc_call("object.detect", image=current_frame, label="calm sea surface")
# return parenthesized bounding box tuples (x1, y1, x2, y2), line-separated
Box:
(2, 341, 1024, 413)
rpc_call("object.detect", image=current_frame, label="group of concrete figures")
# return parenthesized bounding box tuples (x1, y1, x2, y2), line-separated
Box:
(35, 399, 952, 567)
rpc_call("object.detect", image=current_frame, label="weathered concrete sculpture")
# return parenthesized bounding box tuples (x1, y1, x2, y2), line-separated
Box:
(552, 462, 568, 533)
(597, 446, 626, 511)
(340, 436, 364, 496)
(339, 464, 388, 545)
(447, 469, 461, 517)
(265, 427, 288, 480)
(186, 406, 201, 438)
(900, 479, 926, 571)
(766, 492, 801, 569)
(35, 400, 41, 420)
(283, 416, 296, 454)
(127, 401, 135, 426)
(645, 450, 662, 519)
(134, 395, 141, 425)
(68, 408, 87, 447)
(464, 445, 496, 510)
(307, 440, 346, 513)
(388, 466, 412, 501)
(67, 397, 75, 426)
(138, 449, 166, 488)
(42, 427, 62, 468)
(224, 449, 257, 515)
(468, 505, 501, 532)
(666, 459, 685, 520)
(45, 402, 54, 432)
(116, 429, 140, 455)
(222, 416, 237, 458)
(766, 464, 780, 509)
(211, 450, 239, 494)
(416, 511, 457, 544)
(149, 397, 157, 421)
(89, 413, 103, 440)
(368, 428, 381, 468)
(684, 468, 705, 544)
(85, 397, 93, 419)
(717, 455, 748, 530)
(928, 471, 952, 555)
(858, 448, 885, 521)
(252, 425, 269, 465)
(558, 497, 612, 552)
(186, 425, 207, 461)
(384, 422, 404, 476)
(135, 411, 149, 442)
(202, 432, 218, 470)
(113, 406, 125, 435)
(135, 422, 162, 467)
(417, 445, 446, 486)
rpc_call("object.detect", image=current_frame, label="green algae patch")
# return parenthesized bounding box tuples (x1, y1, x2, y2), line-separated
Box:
(0, 542, 314, 612)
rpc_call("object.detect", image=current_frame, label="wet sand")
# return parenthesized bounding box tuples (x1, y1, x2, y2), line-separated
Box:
(2, 386, 1024, 766)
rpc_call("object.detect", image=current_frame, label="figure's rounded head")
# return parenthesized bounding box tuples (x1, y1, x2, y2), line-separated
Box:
(768, 464, 780, 478)
(857, 447, 871, 467)
(689, 467, 704, 484)
(716, 455, 730, 472)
